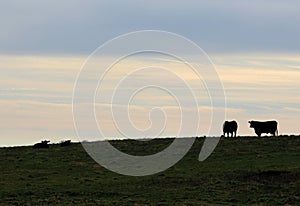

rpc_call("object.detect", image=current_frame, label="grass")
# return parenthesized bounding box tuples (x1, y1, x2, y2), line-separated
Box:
(0, 136, 299, 205)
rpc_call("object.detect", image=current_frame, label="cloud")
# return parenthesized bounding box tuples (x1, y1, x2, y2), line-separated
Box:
(283, 107, 300, 113)
(0, 99, 76, 146)
(1, 52, 300, 145)
(0, 1, 300, 55)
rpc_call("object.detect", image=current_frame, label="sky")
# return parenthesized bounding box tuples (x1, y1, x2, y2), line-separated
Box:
(1, 1, 300, 146)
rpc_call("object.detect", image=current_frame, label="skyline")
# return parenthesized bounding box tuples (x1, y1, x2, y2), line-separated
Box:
(1, 1, 300, 146)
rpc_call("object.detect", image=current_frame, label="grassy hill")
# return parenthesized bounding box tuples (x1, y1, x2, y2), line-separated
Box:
(0, 136, 299, 205)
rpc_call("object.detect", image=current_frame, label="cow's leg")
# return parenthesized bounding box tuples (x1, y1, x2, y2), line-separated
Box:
(234, 131, 236, 137)
(272, 129, 278, 136)
(254, 129, 261, 137)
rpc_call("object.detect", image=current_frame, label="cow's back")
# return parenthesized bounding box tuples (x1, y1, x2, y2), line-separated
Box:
(223, 121, 238, 132)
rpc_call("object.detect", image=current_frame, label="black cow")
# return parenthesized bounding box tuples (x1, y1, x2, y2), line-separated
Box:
(33, 140, 50, 148)
(248, 120, 278, 137)
(223, 120, 238, 137)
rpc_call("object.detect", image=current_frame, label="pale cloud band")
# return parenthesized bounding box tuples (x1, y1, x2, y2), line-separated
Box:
(0, 53, 300, 146)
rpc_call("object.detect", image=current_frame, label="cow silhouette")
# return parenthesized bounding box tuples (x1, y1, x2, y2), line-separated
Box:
(33, 140, 50, 148)
(249, 120, 278, 137)
(223, 120, 238, 137)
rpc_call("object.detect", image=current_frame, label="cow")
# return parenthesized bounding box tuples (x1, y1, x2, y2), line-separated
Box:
(33, 140, 50, 148)
(248, 120, 278, 137)
(223, 120, 238, 137)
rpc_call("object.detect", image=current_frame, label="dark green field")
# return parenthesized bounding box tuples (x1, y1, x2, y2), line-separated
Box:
(0, 136, 299, 205)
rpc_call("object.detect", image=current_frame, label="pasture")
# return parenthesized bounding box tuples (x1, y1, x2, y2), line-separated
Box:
(0, 136, 299, 205)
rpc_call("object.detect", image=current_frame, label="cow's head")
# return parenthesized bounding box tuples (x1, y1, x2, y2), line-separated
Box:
(248, 120, 254, 128)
